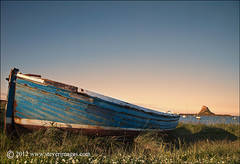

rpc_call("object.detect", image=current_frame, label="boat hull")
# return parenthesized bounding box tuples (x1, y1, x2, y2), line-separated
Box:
(5, 68, 180, 136)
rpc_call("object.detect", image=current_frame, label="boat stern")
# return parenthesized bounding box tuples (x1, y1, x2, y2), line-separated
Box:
(4, 68, 19, 132)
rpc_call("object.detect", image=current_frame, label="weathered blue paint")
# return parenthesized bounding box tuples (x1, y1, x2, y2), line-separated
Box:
(6, 69, 180, 134)
(5, 68, 19, 120)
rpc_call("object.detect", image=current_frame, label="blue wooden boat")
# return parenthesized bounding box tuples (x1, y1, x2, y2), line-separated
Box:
(5, 68, 180, 136)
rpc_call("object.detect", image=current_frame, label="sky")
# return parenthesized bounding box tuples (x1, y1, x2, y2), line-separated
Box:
(1, 1, 239, 115)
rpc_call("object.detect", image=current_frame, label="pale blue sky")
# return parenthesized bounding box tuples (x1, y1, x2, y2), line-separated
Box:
(1, 1, 239, 115)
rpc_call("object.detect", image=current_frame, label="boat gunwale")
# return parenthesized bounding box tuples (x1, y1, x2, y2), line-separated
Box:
(16, 72, 180, 119)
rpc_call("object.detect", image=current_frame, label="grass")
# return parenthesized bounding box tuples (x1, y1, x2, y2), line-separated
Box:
(0, 105, 239, 163)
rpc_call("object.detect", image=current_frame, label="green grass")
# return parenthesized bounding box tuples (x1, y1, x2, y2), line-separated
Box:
(0, 104, 239, 163)
(0, 124, 239, 164)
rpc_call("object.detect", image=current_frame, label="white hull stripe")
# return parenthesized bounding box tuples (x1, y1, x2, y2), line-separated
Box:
(13, 118, 170, 131)
(17, 73, 44, 83)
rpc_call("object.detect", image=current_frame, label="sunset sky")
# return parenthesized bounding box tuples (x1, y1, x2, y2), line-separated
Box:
(1, 1, 239, 115)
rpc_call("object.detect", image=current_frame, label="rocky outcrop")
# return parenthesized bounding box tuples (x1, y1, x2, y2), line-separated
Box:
(198, 106, 215, 116)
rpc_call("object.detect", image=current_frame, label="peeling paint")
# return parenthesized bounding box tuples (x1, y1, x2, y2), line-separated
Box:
(5, 68, 180, 135)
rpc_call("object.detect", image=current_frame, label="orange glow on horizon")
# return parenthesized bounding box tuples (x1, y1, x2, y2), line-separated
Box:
(1, 68, 239, 116)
